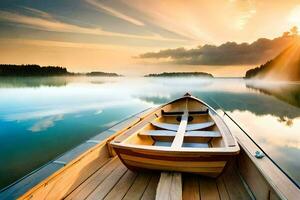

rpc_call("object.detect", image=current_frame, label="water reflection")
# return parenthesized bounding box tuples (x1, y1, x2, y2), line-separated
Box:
(246, 80, 300, 108)
(0, 77, 299, 189)
(226, 110, 300, 185)
(0, 76, 117, 88)
(0, 77, 68, 87)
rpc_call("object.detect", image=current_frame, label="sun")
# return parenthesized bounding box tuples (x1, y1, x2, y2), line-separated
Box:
(288, 5, 300, 28)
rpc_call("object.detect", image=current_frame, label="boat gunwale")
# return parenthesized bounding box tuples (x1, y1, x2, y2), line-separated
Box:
(110, 143, 240, 154)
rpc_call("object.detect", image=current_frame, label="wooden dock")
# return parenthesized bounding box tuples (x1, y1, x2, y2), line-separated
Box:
(62, 156, 251, 200)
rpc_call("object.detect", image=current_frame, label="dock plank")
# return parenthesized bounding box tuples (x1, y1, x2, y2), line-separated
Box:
(122, 172, 152, 200)
(199, 177, 220, 200)
(182, 174, 200, 200)
(85, 164, 127, 200)
(170, 173, 182, 200)
(221, 167, 251, 200)
(141, 174, 160, 200)
(104, 170, 137, 200)
(216, 178, 230, 200)
(156, 172, 182, 200)
(65, 157, 120, 200)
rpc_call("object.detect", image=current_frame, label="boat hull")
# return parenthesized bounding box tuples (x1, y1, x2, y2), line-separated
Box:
(113, 146, 235, 177)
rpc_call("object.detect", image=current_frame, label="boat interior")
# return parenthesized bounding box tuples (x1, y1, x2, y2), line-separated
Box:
(114, 96, 235, 150)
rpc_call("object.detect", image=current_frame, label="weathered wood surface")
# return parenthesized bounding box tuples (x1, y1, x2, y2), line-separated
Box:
(17, 154, 252, 200)
(156, 172, 182, 200)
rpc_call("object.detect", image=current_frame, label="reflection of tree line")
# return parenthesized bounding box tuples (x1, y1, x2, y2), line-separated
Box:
(0, 77, 108, 88)
(0, 77, 68, 87)
(246, 82, 300, 108)
(137, 90, 300, 121)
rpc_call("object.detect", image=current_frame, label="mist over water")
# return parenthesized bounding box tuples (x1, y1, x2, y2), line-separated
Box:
(0, 76, 299, 189)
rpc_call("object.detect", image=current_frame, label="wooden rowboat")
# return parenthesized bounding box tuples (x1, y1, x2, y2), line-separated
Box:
(110, 93, 239, 177)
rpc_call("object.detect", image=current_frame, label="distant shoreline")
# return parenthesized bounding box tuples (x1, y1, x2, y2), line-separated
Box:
(144, 72, 214, 78)
(0, 64, 122, 77)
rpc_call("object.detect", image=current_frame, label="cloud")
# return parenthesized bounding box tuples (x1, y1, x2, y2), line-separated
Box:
(22, 6, 53, 19)
(85, 0, 144, 26)
(3, 100, 138, 121)
(138, 35, 298, 65)
(28, 114, 64, 132)
(0, 9, 184, 42)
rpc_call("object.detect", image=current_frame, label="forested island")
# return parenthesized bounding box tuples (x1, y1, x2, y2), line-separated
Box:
(0, 64, 122, 77)
(0, 64, 69, 76)
(145, 72, 214, 78)
(86, 71, 121, 77)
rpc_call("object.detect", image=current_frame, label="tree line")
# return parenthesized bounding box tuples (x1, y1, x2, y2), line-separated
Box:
(0, 64, 70, 76)
(145, 72, 214, 77)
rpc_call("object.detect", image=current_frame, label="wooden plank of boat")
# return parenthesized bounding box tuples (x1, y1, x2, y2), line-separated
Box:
(139, 130, 221, 138)
(151, 121, 179, 131)
(171, 109, 188, 149)
(113, 115, 156, 143)
(151, 121, 215, 131)
(186, 121, 215, 131)
(186, 131, 221, 137)
(210, 113, 236, 147)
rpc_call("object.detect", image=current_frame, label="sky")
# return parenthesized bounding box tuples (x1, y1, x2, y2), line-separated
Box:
(0, 0, 300, 76)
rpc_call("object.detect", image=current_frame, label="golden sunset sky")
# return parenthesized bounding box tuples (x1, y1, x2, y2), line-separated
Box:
(0, 0, 300, 76)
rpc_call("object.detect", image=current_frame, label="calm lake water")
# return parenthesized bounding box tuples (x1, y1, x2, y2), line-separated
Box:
(0, 76, 299, 189)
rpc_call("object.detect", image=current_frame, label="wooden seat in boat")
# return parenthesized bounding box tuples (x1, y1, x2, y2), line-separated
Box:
(139, 130, 221, 138)
(186, 121, 215, 131)
(150, 121, 179, 131)
(151, 121, 215, 131)
(186, 130, 221, 137)
(162, 109, 209, 116)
